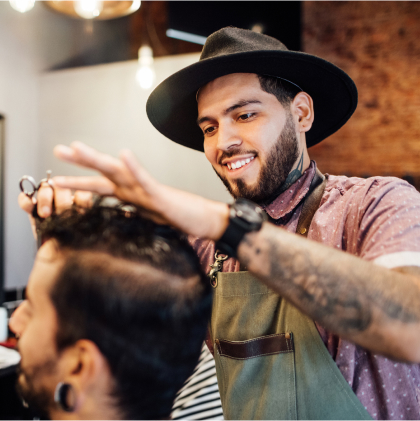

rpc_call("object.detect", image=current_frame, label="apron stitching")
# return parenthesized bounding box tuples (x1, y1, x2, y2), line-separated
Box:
(286, 333, 292, 419)
(220, 333, 288, 344)
(219, 349, 293, 360)
(287, 349, 291, 419)
(220, 291, 270, 297)
(218, 350, 227, 408)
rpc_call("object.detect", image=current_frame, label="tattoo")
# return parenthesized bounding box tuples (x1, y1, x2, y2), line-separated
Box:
(266, 238, 372, 332)
(240, 228, 420, 337)
(281, 152, 304, 192)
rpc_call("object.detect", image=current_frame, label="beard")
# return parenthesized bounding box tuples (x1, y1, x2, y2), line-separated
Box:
(214, 111, 300, 205)
(15, 359, 57, 419)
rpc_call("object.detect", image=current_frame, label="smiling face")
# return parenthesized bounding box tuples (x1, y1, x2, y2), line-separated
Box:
(197, 73, 302, 203)
(9, 241, 65, 418)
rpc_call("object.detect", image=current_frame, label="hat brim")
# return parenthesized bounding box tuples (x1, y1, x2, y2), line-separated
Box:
(146, 50, 357, 152)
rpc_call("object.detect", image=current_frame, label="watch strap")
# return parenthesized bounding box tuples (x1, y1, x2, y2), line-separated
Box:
(216, 216, 248, 257)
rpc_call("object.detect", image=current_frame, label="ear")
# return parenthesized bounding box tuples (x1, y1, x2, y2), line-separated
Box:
(56, 339, 111, 412)
(291, 92, 314, 133)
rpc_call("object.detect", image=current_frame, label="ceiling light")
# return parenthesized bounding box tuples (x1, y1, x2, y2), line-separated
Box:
(9, 0, 35, 13)
(44, 1, 141, 20)
(136, 45, 155, 90)
(74, 0, 103, 19)
(251, 24, 264, 33)
(166, 29, 207, 46)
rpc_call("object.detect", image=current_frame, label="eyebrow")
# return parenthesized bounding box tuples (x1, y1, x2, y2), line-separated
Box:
(197, 99, 262, 126)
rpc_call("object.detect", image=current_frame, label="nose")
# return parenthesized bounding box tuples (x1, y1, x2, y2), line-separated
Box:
(8, 300, 28, 338)
(216, 122, 242, 152)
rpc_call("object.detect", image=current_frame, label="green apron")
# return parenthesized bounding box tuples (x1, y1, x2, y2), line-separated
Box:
(208, 171, 372, 420)
(209, 271, 372, 420)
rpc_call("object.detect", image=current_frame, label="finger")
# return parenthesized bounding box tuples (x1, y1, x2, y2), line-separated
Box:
(73, 191, 94, 208)
(37, 183, 54, 218)
(18, 193, 38, 239)
(53, 175, 115, 196)
(54, 142, 129, 184)
(53, 186, 73, 215)
(120, 149, 157, 190)
(18, 192, 35, 214)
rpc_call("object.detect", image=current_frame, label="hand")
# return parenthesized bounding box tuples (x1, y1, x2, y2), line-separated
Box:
(53, 142, 229, 240)
(18, 183, 93, 240)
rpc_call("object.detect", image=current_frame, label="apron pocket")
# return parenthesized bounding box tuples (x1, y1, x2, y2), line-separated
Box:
(214, 333, 297, 420)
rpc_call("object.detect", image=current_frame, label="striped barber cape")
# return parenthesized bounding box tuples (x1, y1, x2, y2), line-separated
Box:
(171, 344, 223, 420)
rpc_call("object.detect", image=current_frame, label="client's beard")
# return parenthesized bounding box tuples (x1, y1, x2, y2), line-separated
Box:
(15, 362, 56, 419)
(214, 111, 300, 204)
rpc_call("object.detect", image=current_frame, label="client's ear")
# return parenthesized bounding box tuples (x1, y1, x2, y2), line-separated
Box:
(54, 340, 113, 417)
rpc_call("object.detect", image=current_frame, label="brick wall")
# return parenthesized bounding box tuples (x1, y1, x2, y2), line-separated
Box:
(303, 1, 420, 186)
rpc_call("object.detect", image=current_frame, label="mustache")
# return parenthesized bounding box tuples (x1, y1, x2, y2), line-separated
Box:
(218, 148, 258, 165)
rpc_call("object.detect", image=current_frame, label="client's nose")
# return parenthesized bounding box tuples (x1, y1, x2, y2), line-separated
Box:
(8, 301, 28, 338)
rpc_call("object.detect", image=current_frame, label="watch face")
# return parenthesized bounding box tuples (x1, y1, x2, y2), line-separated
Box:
(234, 199, 266, 224)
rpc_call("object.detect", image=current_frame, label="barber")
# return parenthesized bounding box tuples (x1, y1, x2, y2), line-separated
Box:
(20, 27, 420, 420)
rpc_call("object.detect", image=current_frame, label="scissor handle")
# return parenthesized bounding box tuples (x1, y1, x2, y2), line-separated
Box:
(38, 170, 54, 191)
(19, 175, 38, 199)
(19, 170, 54, 200)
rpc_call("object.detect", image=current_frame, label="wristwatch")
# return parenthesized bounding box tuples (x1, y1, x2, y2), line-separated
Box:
(216, 198, 267, 258)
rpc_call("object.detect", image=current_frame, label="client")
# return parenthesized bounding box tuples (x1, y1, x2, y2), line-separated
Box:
(9, 202, 212, 420)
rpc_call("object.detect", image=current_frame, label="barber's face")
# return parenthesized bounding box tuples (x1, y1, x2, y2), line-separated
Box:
(9, 241, 64, 417)
(198, 73, 299, 203)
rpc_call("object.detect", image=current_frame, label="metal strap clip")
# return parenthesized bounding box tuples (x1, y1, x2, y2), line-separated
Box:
(208, 250, 228, 288)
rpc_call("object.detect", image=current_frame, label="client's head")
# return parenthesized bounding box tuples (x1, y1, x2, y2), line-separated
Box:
(9, 202, 211, 420)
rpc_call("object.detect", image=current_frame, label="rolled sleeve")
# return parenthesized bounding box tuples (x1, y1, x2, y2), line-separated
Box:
(357, 178, 420, 264)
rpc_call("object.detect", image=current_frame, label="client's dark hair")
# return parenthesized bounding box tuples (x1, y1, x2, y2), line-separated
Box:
(258, 74, 302, 108)
(39, 201, 212, 420)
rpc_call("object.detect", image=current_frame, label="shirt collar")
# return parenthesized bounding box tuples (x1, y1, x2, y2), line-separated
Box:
(262, 160, 317, 220)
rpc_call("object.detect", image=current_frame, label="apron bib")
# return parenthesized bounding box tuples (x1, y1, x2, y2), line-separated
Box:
(209, 271, 372, 420)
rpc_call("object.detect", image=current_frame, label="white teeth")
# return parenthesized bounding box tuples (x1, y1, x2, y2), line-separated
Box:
(226, 156, 255, 170)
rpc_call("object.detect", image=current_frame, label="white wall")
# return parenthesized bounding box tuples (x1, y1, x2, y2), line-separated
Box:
(0, 2, 81, 290)
(0, 5, 231, 290)
(38, 54, 232, 202)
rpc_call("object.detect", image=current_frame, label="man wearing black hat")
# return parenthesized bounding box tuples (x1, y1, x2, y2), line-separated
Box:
(22, 27, 420, 420)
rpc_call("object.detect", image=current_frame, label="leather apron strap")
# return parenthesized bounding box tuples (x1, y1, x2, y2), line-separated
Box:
(296, 168, 327, 237)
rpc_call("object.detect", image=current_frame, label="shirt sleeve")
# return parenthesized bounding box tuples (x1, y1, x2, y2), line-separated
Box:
(356, 178, 420, 268)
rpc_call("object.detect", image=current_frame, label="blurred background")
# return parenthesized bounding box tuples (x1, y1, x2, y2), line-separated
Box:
(0, 1, 419, 297)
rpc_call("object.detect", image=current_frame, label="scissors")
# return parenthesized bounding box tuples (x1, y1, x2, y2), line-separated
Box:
(19, 170, 54, 248)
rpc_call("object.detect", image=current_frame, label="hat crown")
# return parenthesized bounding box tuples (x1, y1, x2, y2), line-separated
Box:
(200, 27, 289, 61)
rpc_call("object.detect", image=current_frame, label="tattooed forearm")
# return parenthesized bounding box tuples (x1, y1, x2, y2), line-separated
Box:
(264, 237, 372, 331)
(237, 223, 420, 360)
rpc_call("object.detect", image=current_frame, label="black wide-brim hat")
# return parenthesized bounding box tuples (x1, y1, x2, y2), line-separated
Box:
(146, 27, 358, 152)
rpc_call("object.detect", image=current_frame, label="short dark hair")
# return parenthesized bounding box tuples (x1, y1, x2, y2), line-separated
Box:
(258, 74, 301, 108)
(39, 202, 212, 420)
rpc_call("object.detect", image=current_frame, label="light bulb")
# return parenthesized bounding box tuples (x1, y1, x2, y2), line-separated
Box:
(136, 66, 155, 89)
(136, 45, 155, 89)
(128, 0, 141, 14)
(251, 23, 264, 34)
(9, 0, 35, 13)
(74, 0, 104, 19)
